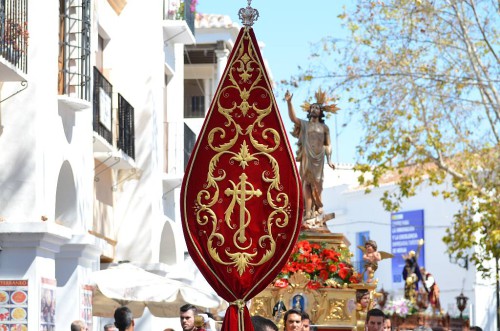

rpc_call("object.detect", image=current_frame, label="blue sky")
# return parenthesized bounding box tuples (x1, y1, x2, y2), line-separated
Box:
(197, 0, 360, 164)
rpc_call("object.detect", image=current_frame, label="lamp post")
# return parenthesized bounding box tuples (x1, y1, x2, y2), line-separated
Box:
(456, 292, 468, 319)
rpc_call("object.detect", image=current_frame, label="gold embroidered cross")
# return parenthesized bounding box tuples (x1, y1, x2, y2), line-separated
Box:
(225, 173, 262, 243)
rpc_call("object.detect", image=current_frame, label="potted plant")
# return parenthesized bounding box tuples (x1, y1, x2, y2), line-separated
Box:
(1, 18, 29, 65)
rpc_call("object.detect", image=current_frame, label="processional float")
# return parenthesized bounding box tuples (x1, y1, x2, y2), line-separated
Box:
(181, 2, 377, 330)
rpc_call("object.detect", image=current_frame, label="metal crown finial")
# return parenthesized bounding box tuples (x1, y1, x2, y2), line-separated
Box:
(238, 0, 259, 27)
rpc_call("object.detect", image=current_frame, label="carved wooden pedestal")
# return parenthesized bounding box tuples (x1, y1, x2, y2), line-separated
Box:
(250, 283, 357, 330)
(249, 232, 358, 330)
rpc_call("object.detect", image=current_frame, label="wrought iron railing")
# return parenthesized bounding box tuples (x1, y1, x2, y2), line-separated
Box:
(117, 94, 135, 160)
(163, 0, 195, 36)
(0, 0, 28, 73)
(93, 67, 113, 146)
(58, 0, 91, 100)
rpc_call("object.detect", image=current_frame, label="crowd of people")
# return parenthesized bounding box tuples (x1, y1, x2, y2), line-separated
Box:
(69, 303, 483, 331)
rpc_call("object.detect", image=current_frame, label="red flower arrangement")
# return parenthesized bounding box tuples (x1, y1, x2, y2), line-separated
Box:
(275, 240, 361, 289)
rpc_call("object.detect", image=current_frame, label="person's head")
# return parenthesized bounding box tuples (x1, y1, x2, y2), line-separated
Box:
(356, 290, 370, 309)
(365, 308, 384, 331)
(301, 312, 310, 331)
(383, 315, 391, 331)
(197, 313, 211, 329)
(194, 315, 205, 329)
(163, 329, 175, 331)
(307, 104, 326, 123)
(71, 320, 87, 331)
(104, 323, 116, 331)
(470, 327, 483, 331)
(283, 309, 302, 331)
(251, 315, 278, 331)
(365, 240, 377, 252)
(179, 304, 197, 331)
(114, 306, 134, 331)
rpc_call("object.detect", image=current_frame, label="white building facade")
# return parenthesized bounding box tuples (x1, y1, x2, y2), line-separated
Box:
(0, 0, 239, 330)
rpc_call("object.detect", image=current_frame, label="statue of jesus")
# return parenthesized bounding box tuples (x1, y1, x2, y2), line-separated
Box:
(285, 88, 338, 222)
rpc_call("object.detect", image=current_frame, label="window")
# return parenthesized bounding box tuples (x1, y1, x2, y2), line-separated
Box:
(184, 79, 205, 118)
(58, 0, 91, 100)
(188, 96, 204, 117)
(184, 124, 196, 169)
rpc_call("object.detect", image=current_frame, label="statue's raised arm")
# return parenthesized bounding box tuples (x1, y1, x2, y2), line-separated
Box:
(285, 90, 300, 126)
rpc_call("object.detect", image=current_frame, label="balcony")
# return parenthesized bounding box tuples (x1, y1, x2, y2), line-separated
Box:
(0, 0, 28, 81)
(117, 94, 135, 160)
(93, 67, 136, 170)
(162, 0, 196, 45)
(57, 0, 91, 111)
(93, 67, 113, 147)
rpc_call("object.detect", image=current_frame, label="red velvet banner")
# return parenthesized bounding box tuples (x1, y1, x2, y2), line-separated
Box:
(181, 27, 303, 331)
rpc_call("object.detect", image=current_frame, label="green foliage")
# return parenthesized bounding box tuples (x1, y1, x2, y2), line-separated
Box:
(282, 0, 500, 277)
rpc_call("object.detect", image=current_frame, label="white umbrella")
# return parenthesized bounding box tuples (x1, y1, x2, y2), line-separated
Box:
(91, 263, 222, 318)
(165, 257, 215, 293)
(166, 257, 228, 312)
